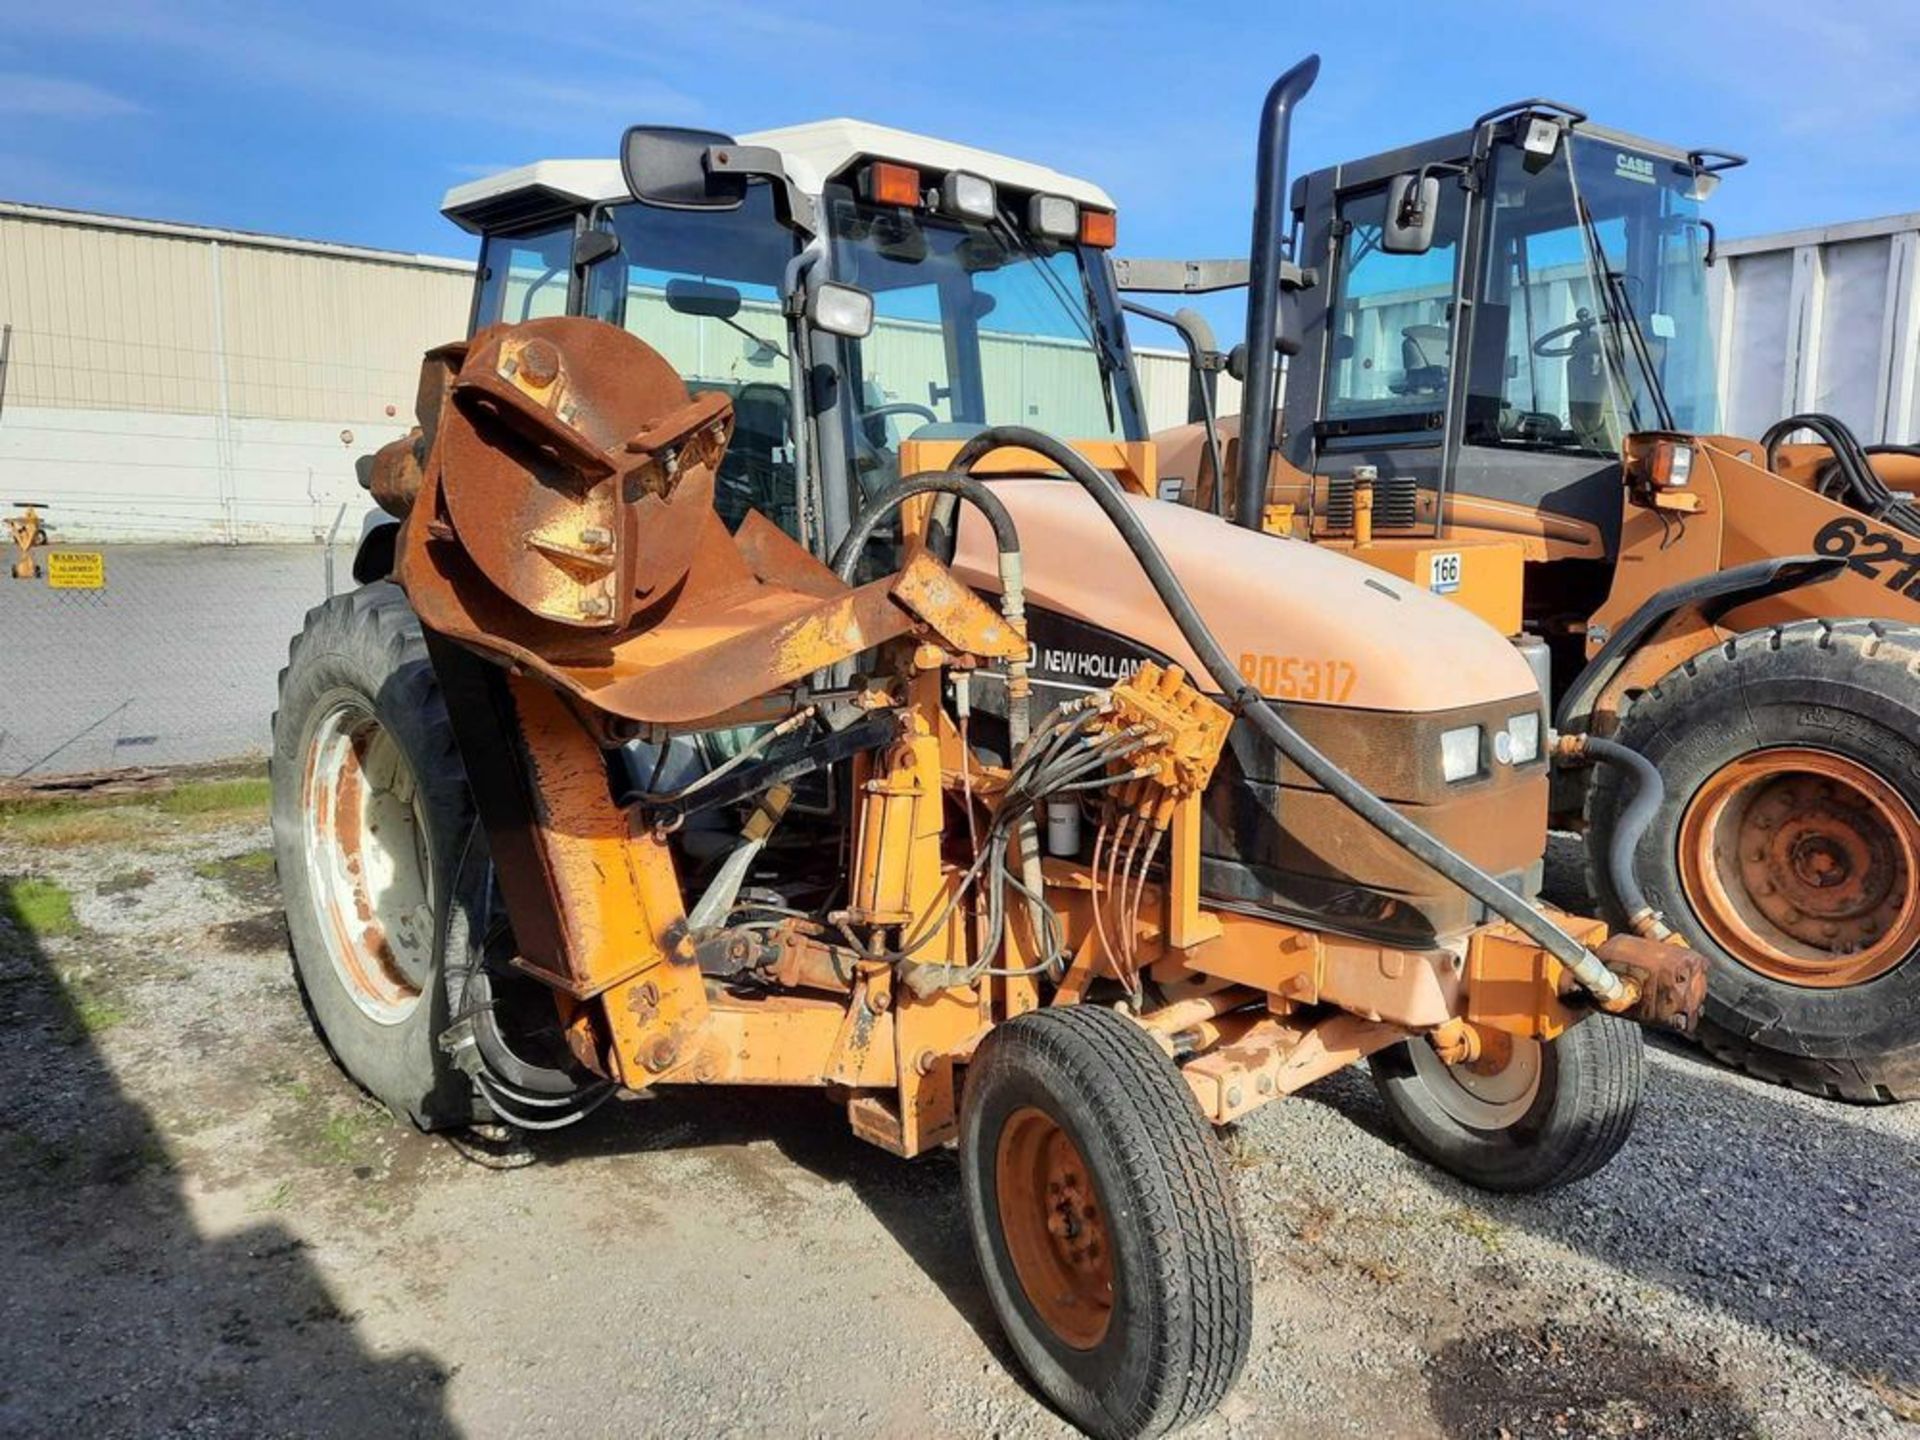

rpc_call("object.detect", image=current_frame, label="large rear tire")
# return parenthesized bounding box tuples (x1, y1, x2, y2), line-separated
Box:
(959, 1007, 1251, 1440)
(270, 582, 487, 1130)
(1370, 1016, 1643, 1191)
(1588, 619, 1920, 1102)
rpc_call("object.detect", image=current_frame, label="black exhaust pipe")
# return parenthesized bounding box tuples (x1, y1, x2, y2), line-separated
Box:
(1235, 53, 1320, 531)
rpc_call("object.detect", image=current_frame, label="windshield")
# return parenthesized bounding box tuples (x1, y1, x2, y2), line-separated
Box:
(584, 184, 803, 536)
(826, 192, 1133, 499)
(1465, 133, 1717, 455)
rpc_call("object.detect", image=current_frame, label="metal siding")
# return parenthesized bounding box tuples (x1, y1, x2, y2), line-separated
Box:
(0, 213, 219, 412)
(1719, 213, 1920, 445)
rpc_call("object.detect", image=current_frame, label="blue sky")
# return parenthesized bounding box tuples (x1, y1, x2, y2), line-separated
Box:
(4, 0, 1916, 343)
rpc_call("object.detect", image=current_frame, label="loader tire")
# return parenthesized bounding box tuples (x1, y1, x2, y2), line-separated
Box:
(1588, 619, 1920, 1103)
(1369, 1015, 1643, 1191)
(959, 1006, 1251, 1440)
(271, 582, 487, 1130)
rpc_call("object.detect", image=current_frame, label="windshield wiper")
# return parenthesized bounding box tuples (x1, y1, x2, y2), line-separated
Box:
(991, 212, 1122, 431)
(1574, 197, 1675, 433)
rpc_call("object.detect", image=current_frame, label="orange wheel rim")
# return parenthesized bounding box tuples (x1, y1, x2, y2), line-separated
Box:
(1679, 747, 1920, 988)
(995, 1107, 1114, 1349)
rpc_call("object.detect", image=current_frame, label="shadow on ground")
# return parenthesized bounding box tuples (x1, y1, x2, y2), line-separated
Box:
(1304, 1043, 1918, 1395)
(0, 877, 455, 1439)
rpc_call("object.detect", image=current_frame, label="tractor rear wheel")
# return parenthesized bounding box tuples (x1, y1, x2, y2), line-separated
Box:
(271, 582, 489, 1130)
(1369, 1015, 1643, 1191)
(1589, 619, 1920, 1102)
(959, 1007, 1251, 1439)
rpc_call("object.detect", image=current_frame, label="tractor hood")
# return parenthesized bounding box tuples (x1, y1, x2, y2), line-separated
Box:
(949, 480, 1539, 714)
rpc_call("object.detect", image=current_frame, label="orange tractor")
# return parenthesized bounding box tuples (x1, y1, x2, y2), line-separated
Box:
(1144, 67, 1920, 1103)
(277, 72, 1703, 1436)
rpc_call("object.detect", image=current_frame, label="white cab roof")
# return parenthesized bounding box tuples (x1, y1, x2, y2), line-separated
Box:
(440, 118, 1113, 231)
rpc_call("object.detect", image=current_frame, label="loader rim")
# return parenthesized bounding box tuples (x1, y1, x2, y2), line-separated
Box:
(1678, 747, 1919, 989)
(301, 697, 435, 1024)
(995, 1105, 1115, 1350)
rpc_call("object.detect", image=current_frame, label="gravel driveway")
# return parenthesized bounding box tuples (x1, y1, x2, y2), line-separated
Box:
(1, 782, 1914, 1438)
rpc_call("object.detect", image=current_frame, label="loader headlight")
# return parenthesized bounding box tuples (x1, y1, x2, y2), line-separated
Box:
(1440, 725, 1483, 783)
(1505, 711, 1541, 765)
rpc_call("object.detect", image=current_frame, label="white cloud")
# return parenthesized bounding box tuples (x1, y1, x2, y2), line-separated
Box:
(0, 74, 141, 118)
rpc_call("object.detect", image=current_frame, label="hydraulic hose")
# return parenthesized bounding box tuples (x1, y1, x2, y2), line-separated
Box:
(830, 469, 1032, 749)
(949, 425, 1630, 1006)
(832, 470, 1054, 966)
(1573, 735, 1673, 942)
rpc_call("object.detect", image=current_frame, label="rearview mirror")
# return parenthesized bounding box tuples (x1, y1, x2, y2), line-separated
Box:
(1382, 173, 1440, 255)
(665, 277, 743, 319)
(621, 125, 746, 210)
(808, 282, 875, 339)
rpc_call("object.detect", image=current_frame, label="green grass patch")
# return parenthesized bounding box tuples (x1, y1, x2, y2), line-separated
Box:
(316, 1107, 382, 1167)
(1442, 1206, 1506, 1253)
(154, 776, 272, 817)
(0, 766, 269, 846)
(2, 877, 78, 939)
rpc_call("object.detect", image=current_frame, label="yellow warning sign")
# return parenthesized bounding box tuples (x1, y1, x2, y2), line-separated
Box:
(46, 552, 106, 589)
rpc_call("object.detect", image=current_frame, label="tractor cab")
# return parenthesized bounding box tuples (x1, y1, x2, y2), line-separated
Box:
(441, 121, 1145, 563)
(1275, 102, 1735, 564)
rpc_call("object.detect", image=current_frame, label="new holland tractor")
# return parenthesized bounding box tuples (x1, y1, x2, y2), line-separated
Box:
(275, 62, 1703, 1437)
(1144, 70, 1920, 1105)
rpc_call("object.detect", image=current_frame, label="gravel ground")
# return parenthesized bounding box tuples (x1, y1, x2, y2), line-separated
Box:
(2, 802, 1915, 1439)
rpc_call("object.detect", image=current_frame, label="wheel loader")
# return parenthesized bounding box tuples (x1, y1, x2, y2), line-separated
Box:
(1144, 70, 1920, 1106)
(275, 62, 1704, 1438)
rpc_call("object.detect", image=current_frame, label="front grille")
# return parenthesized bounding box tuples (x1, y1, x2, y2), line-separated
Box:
(1323, 472, 1419, 532)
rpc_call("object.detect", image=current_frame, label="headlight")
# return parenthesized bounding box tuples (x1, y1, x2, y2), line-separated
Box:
(1440, 725, 1482, 783)
(1505, 712, 1541, 765)
(941, 170, 996, 222)
(1028, 193, 1079, 240)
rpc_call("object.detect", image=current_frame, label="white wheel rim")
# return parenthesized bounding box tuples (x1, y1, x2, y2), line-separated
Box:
(301, 699, 434, 1025)
(1408, 1034, 1544, 1131)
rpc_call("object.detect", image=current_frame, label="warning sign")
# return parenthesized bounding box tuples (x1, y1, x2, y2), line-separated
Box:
(46, 552, 106, 589)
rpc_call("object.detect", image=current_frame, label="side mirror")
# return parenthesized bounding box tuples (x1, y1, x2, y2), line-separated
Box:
(1331, 332, 1355, 361)
(665, 277, 743, 319)
(1382, 173, 1440, 255)
(807, 282, 875, 339)
(621, 125, 746, 210)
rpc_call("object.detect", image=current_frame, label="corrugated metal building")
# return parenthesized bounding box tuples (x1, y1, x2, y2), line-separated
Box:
(1714, 211, 1920, 445)
(0, 202, 472, 544)
(0, 202, 1214, 544)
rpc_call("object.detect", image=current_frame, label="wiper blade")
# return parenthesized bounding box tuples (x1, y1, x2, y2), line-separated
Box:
(1575, 198, 1675, 433)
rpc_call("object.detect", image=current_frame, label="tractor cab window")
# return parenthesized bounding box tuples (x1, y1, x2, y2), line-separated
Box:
(826, 189, 1133, 513)
(474, 223, 574, 328)
(1323, 183, 1464, 431)
(584, 183, 803, 536)
(1465, 135, 1718, 456)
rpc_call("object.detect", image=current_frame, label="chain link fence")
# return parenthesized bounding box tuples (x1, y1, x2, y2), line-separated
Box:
(0, 539, 356, 778)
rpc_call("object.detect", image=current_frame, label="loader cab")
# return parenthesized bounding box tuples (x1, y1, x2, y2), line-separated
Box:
(1280, 108, 1731, 577)
(444, 125, 1144, 562)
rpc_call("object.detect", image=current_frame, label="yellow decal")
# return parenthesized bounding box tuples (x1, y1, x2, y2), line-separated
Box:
(1237, 653, 1356, 703)
(46, 552, 105, 590)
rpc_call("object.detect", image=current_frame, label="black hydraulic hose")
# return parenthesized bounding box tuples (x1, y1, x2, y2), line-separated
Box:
(1762, 412, 1920, 536)
(831, 470, 1019, 584)
(1580, 736, 1672, 941)
(832, 468, 1055, 965)
(950, 425, 1629, 1004)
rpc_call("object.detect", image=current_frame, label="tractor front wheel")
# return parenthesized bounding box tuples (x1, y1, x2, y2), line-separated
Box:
(1369, 1015, 1644, 1191)
(1590, 619, 1920, 1102)
(959, 1007, 1251, 1440)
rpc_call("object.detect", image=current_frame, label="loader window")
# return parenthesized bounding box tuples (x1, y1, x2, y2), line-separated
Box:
(584, 184, 803, 536)
(1464, 136, 1719, 455)
(1323, 183, 1463, 430)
